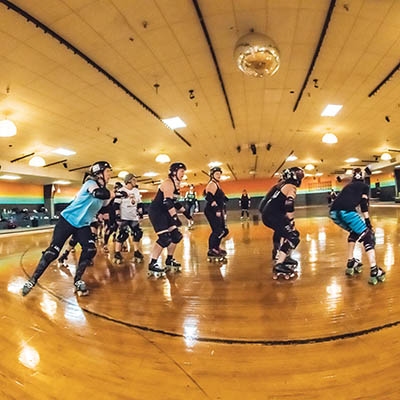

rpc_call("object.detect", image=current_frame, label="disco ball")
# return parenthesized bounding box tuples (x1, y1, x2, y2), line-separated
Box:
(234, 32, 280, 78)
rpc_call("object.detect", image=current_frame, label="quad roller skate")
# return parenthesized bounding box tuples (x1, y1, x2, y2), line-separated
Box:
(74, 280, 89, 296)
(147, 263, 166, 278)
(345, 257, 363, 276)
(133, 250, 144, 263)
(188, 219, 194, 230)
(272, 263, 297, 280)
(165, 258, 182, 273)
(21, 279, 35, 296)
(113, 251, 123, 265)
(283, 255, 298, 270)
(368, 266, 386, 285)
(207, 249, 227, 263)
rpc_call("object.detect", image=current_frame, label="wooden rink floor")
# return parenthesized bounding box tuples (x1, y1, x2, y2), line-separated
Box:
(1, 205, 400, 399)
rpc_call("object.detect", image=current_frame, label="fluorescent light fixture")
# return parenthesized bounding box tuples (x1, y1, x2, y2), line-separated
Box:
(345, 157, 359, 163)
(321, 104, 343, 117)
(372, 170, 382, 175)
(29, 156, 46, 167)
(0, 174, 21, 180)
(322, 133, 338, 144)
(53, 180, 71, 185)
(53, 148, 76, 156)
(208, 161, 222, 168)
(286, 154, 298, 161)
(380, 152, 391, 161)
(155, 154, 171, 163)
(0, 119, 17, 137)
(143, 172, 159, 177)
(162, 117, 186, 129)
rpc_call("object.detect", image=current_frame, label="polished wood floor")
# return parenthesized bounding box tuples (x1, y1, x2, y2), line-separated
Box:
(2, 205, 400, 399)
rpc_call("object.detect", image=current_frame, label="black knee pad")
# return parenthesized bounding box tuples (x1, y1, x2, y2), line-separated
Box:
(170, 228, 183, 244)
(43, 245, 60, 263)
(287, 229, 300, 249)
(222, 227, 229, 238)
(156, 232, 172, 248)
(348, 231, 358, 243)
(68, 236, 78, 247)
(360, 228, 375, 251)
(117, 228, 129, 244)
(132, 226, 143, 242)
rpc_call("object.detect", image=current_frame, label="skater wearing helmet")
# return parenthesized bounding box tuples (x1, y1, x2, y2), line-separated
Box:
(21, 161, 114, 296)
(147, 162, 192, 277)
(260, 167, 304, 279)
(113, 173, 144, 264)
(204, 166, 229, 261)
(329, 167, 385, 285)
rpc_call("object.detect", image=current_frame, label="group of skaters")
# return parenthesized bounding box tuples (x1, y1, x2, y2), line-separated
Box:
(21, 160, 385, 297)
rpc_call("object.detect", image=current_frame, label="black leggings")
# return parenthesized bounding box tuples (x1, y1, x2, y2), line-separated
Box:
(204, 206, 226, 250)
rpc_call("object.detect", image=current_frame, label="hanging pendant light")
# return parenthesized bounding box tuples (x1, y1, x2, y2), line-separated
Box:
(0, 119, 17, 137)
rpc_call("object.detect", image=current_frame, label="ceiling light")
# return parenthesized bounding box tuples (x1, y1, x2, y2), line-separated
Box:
(0, 174, 21, 180)
(155, 154, 171, 163)
(53, 148, 76, 156)
(143, 172, 159, 177)
(321, 104, 343, 117)
(345, 169, 353, 175)
(345, 157, 359, 163)
(53, 180, 71, 185)
(380, 152, 391, 161)
(162, 117, 186, 129)
(286, 154, 298, 162)
(118, 171, 129, 179)
(322, 133, 338, 144)
(29, 156, 46, 167)
(220, 175, 230, 181)
(304, 164, 315, 171)
(234, 32, 280, 77)
(372, 170, 382, 174)
(208, 161, 222, 168)
(0, 119, 17, 137)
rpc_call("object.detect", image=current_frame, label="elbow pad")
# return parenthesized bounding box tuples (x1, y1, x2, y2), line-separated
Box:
(163, 198, 175, 210)
(92, 187, 111, 200)
(205, 192, 215, 203)
(284, 196, 295, 213)
(360, 197, 369, 213)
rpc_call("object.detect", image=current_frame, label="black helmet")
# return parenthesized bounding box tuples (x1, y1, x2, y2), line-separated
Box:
(90, 161, 112, 175)
(352, 167, 364, 181)
(210, 166, 222, 178)
(282, 167, 304, 187)
(169, 162, 186, 177)
(124, 173, 137, 185)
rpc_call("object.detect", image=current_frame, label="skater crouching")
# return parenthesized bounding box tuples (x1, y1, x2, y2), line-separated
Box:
(21, 161, 114, 297)
(260, 167, 304, 279)
(329, 168, 385, 284)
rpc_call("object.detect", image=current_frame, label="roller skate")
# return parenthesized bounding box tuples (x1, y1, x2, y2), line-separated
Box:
(368, 266, 386, 285)
(21, 279, 35, 296)
(207, 249, 227, 263)
(345, 258, 363, 276)
(57, 250, 69, 267)
(165, 257, 182, 273)
(147, 263, 166, 278)
(74, 280, 89, 296)
(133, 250, 144, 263)
(188, 219, 194, 230)
(113, 251, 123, 265)
(272, 263, 297, 280)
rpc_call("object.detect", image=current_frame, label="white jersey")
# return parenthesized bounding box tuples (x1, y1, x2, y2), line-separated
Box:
(115, 186, 141, 221)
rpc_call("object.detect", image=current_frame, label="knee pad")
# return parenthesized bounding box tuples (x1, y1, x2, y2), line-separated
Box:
(87, 246, 97, 260)
(360, 228, 375, 251)
(348, 231, 358, 243)
(116, 228, 129, 244)
(222, 227, 229, 238)
(156, 232, 172, 248)
(68, 236, 78, 247)
(132, 226, 143, 242)
(170, 228, 183, 244)
(43, 245, 60, 263)
(287, 229, 300, 249)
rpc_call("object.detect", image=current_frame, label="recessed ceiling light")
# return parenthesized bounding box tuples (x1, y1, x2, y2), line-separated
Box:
(53, 148, 76, 156)
(118, 171, 129, 179)
(208, 161, 222, 168)
(53, 180, 71, 185)
(155, 154, 171, 163)
(0, 174, 21, 180)
(304, 164, 315, 171)
(322, 133, 338, 144)
(321, 104, 343, 117)
(286, 154, 298, 161)
(162, 117, 186, 129)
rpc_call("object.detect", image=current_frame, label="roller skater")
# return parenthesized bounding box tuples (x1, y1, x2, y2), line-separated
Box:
(204, 166, 229, 262)
(147, 261, 166, 278)
(330, 167, 386, 284)
(184, 184, 198, 229)
(272, 263, 297, 280)
(165, 255, 182, 272)
(21, 161, 114, 297)
(239, 189, 251, 221)
(147, 162, 192, 278)
(260, 167, 304, 280)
